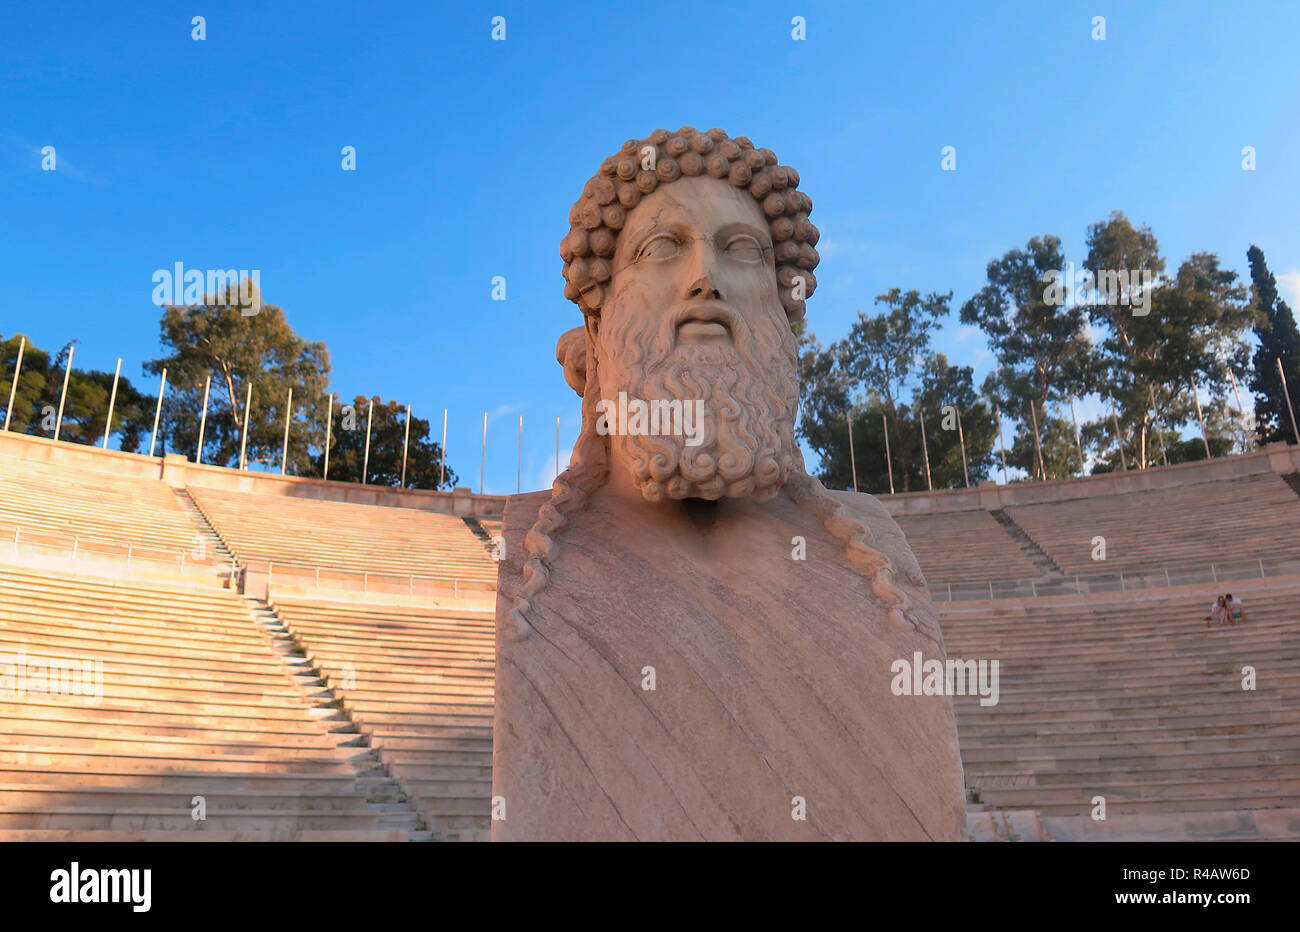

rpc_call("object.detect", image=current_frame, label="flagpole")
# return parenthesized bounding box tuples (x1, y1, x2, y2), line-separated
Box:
(440, 408, 448, 488)
(3, 336, 25, 432)
(882, 413, 894, 494)
(918, 404, 933, 491)
(955, 406, 970, 487)
(239, 381, 252, 470)
(195, 374, 210, 463)
(401, 403, 412, 487)
(103, 357, 122, 449)
(54, 345, 76, 442)
(323, 393, 334, 480)
(280, 387, 293, 474)
(1278, 358, 1299, 445)
(362, 398, 373, 484)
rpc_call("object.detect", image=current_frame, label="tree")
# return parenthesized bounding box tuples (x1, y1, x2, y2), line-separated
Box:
(798, 289, 956, 492)
(1006, 412, 1083, 479)
(839, 289, 951, 488)
(0, 333, 151, 448)
(306, 395, 458, 489)
(913, 354, 997, 489)
(1084, 214, 1253, 469)
(960, 235, 1096, 479)
(144, 285, 331, 471)
(804, 359, 995, 494)
(838, 289, 949, 414)
(1247, 244, 1300, 444)
(797, 326, 854, 478)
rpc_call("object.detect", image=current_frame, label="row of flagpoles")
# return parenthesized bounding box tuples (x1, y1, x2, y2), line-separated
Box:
(2, 336, 569, 495)
(6, 336, 1297, 496)
(841, 369, 1297, 495)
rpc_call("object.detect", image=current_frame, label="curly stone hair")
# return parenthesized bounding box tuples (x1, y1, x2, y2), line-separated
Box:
(559, 126, 820, 321)
(503, 129, 933, 648)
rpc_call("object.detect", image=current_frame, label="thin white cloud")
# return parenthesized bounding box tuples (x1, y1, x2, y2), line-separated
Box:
(486, 403, 522, 424)
(534, 447, 574, 491)
(1276, 268, 1300, 310)
(7, 138, 104, 185)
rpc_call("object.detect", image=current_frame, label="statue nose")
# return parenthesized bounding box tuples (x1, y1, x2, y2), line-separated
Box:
(683, 239, 723, 301)
(687, 274, 722, 300)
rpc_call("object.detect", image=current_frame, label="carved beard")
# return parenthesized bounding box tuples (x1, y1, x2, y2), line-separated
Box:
(595, 301, 800, 502)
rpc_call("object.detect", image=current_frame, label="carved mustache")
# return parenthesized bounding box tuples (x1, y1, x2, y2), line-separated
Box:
(670, 300, 741, 337)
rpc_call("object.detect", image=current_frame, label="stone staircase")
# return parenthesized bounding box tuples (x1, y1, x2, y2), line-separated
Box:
(969, 805, 1300, 841)
(460, 515, 496, 558)
(0, 565, 402, 840)
(173, 485, 239, 586)
(271, 596, 496, 841)
(1002, 473, 1300, 576)
(242, 596, 432, 840)
(967, 807, 1055, 841)
(989, 508, 1064, 579)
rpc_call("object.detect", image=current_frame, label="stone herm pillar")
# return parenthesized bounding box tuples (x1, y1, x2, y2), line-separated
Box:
(492, 127, 967, 841)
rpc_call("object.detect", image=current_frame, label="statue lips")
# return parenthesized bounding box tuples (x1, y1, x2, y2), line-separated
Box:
(674, 302, 736, 345)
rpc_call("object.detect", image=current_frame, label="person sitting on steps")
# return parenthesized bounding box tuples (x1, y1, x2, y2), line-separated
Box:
(1226, 593, 1246, 625)
(1206, 595, 1227, 628)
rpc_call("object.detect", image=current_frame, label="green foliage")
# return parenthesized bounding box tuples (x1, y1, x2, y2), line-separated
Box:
(306, 395, 458, 489)
(1004, 411, 1082, 480)
(798, 288, 994, 492)
(1084, 213, 1253, 469)
(954, 216, 1254, 476)
(839, 288, 950, 414)
(1247, 244, 1300, 444)
(914, 354, 998, 489)
(0, 333, 150, 448)
(960, 234, 1096, 406)
(144, 285, 331, 470)
(959, 234, 1097, 479)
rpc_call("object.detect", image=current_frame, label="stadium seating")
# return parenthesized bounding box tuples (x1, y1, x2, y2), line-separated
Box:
(943, 580, 1300, 840)
(188, 485, 497, 584)
(895, 509, 1041, 584)
(1005, 473, 1300, 576)
(0, 565, 409, 840)
(0, 455, 204, 564)
(3, 435, 1298, 841)
(269, 596, 495, 840)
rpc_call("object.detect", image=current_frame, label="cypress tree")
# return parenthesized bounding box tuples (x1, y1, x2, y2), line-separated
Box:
(1247, 245, 1300, 443)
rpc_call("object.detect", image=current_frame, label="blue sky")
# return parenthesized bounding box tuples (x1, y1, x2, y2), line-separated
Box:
(3, 1, 1298, 493)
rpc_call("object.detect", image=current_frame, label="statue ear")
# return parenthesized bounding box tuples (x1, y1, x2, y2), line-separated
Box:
(556, 325, 588, 397)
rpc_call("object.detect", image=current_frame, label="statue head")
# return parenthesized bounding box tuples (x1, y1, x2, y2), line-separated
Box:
(557, 127, 820, 502)
(510, 129, 916, 640)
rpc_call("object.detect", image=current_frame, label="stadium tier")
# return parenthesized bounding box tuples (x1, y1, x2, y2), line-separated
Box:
(0, 455, 210, 564)
(948, 582, 1300, 841)
(894, 509, 1041, 583)
(271, 597, 495, 841)
(0, 566, 412, 841)
(187, 485, 497, 584)
(1004, 473, 1300, 576)
(2, 434, 1299, 840)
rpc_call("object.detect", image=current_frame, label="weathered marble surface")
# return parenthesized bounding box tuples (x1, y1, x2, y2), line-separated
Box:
(491, 486, 967, 841)
(491, 127, 966, 841)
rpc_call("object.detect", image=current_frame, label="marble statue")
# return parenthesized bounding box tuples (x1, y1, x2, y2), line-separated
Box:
(491, 127, 967, 841)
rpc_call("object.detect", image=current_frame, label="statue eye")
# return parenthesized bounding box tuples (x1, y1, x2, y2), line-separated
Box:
(724, 235, 764, 262)
(637, 234, 681, 261)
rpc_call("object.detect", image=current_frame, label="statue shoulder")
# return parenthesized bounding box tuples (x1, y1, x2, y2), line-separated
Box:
(825, 489, 928, 592)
